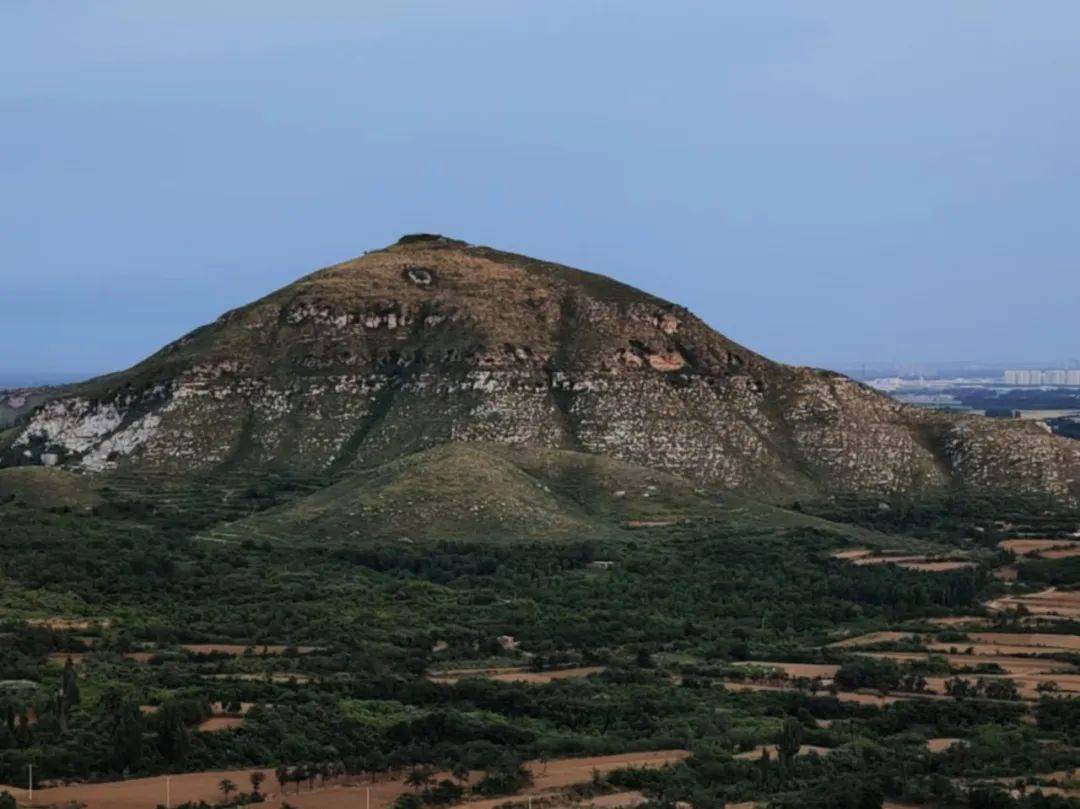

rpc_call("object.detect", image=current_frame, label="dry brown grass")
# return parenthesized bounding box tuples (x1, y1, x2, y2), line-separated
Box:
(926, 738, 966, 753)
(429, 666, 605, 685)
(862, 651, 1074, 675)
(734, 744, 833, 760)
(733, 661, 838, 678)
(988, 588, 1080, 619)
(827, 631, 915, 648)
(1001, 539, 1080, 556)
(197, 716, 246, 732)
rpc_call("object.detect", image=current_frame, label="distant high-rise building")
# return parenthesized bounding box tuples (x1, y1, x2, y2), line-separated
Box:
(1003, 368, 1080, 386)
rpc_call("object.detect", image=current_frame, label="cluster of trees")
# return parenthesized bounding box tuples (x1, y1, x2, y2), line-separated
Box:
(272, 762, 345, 794)
(944, 677, 1021, 702)
(833, 659, 928, 695)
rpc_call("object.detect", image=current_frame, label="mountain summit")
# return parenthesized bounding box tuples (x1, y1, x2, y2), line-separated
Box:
(4, 235, 1078, 505)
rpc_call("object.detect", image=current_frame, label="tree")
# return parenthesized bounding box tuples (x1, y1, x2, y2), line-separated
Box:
(219, 778, 237, 803)
(451, 761, 471, 784)
(778, 717, 802, 769)
(54, 656, 80, 734)
(275, 765, 290, 795)
(0, 792, 15, 809)
(405, 765, 435, 792)
(97, 688, 144, 772)
(155, 702, 191, 765)
(250, 771, 266, 796)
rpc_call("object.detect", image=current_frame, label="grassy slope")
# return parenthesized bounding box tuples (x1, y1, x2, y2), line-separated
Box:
(218, 442, 725, 543)
(0, 466, 101, 511)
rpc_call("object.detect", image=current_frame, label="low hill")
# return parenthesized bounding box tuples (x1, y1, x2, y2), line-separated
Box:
(215, 443, 723, 542)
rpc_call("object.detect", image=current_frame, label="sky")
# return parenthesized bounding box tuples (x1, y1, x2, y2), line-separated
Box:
(2, 2, 1079, 381)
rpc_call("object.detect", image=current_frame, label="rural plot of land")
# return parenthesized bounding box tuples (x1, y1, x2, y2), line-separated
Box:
(989, 588, 1080, 620)
(1001, 539, 1080, 558)
(0, 751, 690, 809)
(833, 548, 976, 572)
(427, 666, 606, 684)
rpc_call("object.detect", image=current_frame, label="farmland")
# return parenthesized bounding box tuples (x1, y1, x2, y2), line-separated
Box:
(2, 475, 1080, 808)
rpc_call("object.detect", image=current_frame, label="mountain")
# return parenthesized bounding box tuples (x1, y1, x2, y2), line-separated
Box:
(3, 234, 1078, 507)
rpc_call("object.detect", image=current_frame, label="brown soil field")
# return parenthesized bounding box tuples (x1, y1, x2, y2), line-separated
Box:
(46, 653, 85, 666)
(26, 617, 104, 631)
(585, 793, 648, 808)
(988, 588, 1080, 619)
(1001, 539, 1080, 556)
(442, 752, 689, 808)
(1041, 547, 1080, 560)
(427, 666, 524, 683)
(924, 673, 1080, 700)
(452, 789, 648, 808)
(622, 519, 679, 529)
(429, 666, 605, 684)
(197, 716, 246, 732)
(852, 555, 930, 566)
(720, 680, 911, 706)
(0, 752, 689, 809)
(0, 767, 279, 809)
(827, 631, 915, 648)
(925, 616, 990, 627)
(926, 738, 966, 753)
(182, 643, 317, 655)
(994, 566, 1019, 581)
(862, 651, 1075, 675)
(966, 632, 1080, 651)
(985, 769, 1080, 798)
(206, 672, 314, 684)
(898, 561, 976, 572)
(831, 548, 873, 560)
(734, 744, 833, 760)
(493, 667, 606, 684)
(848, 553, 974, 572)
(733, 661, 839, 678)
(925, 642, 1076, 656)
(525, 751, 689, 790)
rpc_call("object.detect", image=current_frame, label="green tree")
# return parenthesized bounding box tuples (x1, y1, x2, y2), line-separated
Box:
(250, 771, 266, 796)
(155, 701, 191, 766)
(405, 765, 435, 792)
(778, 717, 803, 768)
(219, 778, 237, 802)
(97, 688, 144, 772)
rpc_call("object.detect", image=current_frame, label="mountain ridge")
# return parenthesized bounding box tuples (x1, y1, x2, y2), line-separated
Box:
(4, 234, 1078, 507)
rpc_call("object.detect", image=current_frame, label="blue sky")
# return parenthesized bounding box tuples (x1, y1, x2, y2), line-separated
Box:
(2, 2, 1078, 379)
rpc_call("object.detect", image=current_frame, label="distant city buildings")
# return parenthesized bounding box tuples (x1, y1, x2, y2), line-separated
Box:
(1003, 369, 1080, 386)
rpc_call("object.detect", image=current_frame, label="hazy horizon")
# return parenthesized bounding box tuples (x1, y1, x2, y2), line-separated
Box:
(4, 2, 1079, 375)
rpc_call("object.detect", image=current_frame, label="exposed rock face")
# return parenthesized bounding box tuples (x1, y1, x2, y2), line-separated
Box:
(4, 235, 1078, 504)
